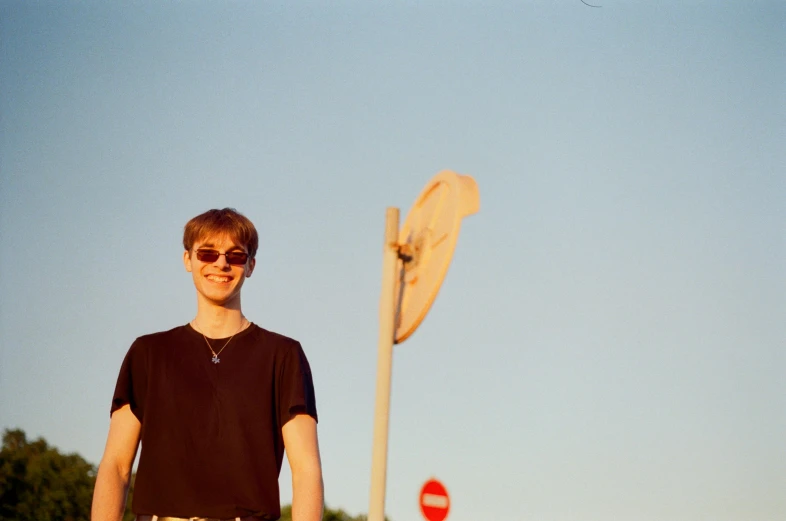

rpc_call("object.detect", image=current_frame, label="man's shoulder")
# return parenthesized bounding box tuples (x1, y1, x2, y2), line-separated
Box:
(250, 326, 313, 375)
(252, 324, 302, 350)
(132, 324, 189, 346)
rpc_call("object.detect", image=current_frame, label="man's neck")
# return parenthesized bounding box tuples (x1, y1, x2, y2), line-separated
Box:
(192, 303, 247, 338)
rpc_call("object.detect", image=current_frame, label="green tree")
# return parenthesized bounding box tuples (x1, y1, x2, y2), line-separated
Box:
(0, 429, 94, 521)
(122, 473, 136, 521)
(0, 429, 135, 521)
(279, 504, 388, 521)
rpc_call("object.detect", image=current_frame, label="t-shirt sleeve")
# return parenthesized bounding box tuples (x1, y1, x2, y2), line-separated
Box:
(110, 339, 148, 422)
(278, 341, 318, 426)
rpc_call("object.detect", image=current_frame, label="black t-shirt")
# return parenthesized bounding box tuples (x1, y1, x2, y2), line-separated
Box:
(110, 323, 318, 519)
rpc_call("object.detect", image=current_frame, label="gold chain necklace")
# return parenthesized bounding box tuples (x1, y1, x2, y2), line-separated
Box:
(193, 319, 246, 364)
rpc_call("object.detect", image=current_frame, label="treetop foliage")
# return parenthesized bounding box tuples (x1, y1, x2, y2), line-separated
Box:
(0, 428, 96, 521)
(279, 504, 386, 521)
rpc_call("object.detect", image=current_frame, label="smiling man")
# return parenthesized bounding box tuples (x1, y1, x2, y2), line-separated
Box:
(92, 208, 323, 521)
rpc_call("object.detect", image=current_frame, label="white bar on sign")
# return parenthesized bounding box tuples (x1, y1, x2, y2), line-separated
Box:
(422, 494, 449, 509)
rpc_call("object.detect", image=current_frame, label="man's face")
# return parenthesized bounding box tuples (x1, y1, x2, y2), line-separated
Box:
(183, 234, 256, 307)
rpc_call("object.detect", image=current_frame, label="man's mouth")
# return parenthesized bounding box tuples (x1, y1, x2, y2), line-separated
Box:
(206, 275, 232, 283)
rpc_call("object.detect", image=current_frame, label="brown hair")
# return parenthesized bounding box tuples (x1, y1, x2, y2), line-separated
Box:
(183, 208, 259, 260)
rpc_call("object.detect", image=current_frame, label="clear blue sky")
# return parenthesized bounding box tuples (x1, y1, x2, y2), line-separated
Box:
(1, 2, 784, 521)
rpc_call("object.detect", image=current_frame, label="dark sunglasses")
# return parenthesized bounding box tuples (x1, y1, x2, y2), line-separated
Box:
(195, 249, 250, 266)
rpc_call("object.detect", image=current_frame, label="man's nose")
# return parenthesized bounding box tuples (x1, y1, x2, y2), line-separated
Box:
(214, 253, 231, 269)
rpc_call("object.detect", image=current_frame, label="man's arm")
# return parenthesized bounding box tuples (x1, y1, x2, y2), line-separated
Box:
(91, 404, 141, 521)
(282, 414, 324, 521)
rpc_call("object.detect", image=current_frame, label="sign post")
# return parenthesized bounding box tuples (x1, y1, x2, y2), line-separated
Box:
(368, 207, 400, 521)
(368, 171, 478, 521)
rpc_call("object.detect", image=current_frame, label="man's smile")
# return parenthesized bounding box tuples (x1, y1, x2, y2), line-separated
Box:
(206, 274, 232, 283)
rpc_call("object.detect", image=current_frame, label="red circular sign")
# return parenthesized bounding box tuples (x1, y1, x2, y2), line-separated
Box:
(419, 478, 450, 521)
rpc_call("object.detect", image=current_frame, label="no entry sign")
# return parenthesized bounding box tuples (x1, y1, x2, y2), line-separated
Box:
(419, 478, 450, 521)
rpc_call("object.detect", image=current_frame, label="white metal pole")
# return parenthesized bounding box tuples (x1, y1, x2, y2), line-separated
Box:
(368, 207, 400, 521)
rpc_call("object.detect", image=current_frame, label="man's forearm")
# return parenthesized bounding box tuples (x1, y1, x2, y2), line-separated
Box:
(291, 469, 324, 521)
(91, 463, 131, 521)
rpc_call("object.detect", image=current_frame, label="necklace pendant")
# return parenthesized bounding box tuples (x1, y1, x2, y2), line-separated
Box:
(211, 355, 220, 364)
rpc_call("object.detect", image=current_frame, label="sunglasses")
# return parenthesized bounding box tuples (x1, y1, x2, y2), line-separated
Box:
(194, 249, 250, 266)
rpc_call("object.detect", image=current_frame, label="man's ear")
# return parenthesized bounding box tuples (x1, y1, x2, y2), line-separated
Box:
(183, 250, 193, 272)
(246, 257, 256, 278)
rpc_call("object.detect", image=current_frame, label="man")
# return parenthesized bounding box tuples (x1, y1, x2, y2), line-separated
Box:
(92, 208, 323, 521)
